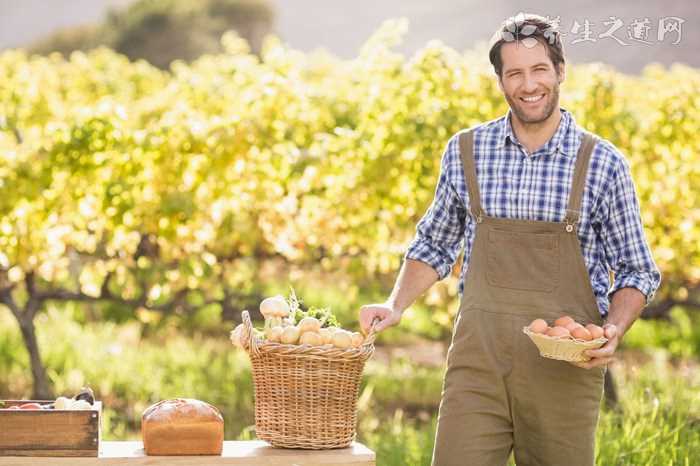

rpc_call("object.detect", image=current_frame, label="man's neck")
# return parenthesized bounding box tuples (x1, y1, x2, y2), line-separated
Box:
(511, 109, 562, 155)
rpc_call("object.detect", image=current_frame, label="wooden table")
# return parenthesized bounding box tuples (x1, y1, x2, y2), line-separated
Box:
(0, 441, 376, 465)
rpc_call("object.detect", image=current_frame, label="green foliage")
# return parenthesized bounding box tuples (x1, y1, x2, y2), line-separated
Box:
(595, 353, 700, 465)
(28, 0, 273, 68)
(623, 307, 700, 358)
(2, 20, 697, 338)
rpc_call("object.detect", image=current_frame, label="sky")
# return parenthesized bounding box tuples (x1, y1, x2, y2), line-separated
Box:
(1, 0, 698, 74)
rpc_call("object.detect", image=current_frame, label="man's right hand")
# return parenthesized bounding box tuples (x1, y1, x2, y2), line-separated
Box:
(359, 303, 403, 335)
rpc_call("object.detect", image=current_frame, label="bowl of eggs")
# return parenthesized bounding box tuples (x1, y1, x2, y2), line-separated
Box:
(522, 315, 608, 362)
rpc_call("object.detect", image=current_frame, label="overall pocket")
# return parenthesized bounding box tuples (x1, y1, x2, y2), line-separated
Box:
(486, 228, 559, 292)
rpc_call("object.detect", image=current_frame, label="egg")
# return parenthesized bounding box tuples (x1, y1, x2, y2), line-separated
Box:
(546, 326, 571, 338)
(528, 319, 549, 334)
(585, 324, 605, 339)
(565, 322, 583, 332)
(571, 327, 593, 341)
(554, 315, 575, 327)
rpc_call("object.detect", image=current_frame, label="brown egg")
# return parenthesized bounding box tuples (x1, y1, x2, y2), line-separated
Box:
(586, 324, 605, 339)
(546, 326, 571, 338)
(529, 319, 549, 334)
(571, 327, 593, 341)
(565, 322, 583, 332)
(554, 315, 575, 327)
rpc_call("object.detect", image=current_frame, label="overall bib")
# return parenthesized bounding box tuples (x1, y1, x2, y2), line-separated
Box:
(431, 130, 605, 466)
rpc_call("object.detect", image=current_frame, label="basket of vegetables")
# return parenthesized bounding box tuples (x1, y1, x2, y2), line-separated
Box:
(230, 290, 378, 449)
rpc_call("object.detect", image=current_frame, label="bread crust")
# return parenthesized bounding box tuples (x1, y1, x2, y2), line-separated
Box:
(142, 398, 224, 455)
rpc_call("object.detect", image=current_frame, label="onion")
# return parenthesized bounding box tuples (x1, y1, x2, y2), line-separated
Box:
(332, 329, 352, 349)
(229, 323, 246, 348)
(266, 326, 283, 343)
(350, 332, 364, 347)
(299, 331, 323, 346)
(298, 317, 322, 334)
(319, 327, 335, 345)
(280, 326, 300, 344)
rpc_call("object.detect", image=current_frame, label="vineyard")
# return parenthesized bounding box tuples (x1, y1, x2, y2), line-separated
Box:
(1, 20, 699, 464)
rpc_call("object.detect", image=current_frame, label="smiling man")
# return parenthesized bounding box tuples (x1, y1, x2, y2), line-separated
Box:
(359, 13, 661, 466)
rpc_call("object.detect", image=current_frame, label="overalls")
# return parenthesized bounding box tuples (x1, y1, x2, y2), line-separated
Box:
(431, 130, 605, 466)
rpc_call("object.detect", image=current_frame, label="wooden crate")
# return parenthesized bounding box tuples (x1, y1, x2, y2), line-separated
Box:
(0, 400, 101, 457)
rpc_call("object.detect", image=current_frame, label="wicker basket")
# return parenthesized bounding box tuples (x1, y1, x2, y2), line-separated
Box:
(239, 310, 377, 449)
(523, 326, 607, 362)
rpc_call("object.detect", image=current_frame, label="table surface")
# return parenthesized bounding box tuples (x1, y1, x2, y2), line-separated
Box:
(0, 441, 376, 466)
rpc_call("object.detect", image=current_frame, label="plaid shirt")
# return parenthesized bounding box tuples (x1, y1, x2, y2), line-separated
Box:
(405, 108, 661, 317)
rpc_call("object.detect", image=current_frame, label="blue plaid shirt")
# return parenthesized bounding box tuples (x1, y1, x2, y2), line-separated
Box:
(405, 108, 661, 317)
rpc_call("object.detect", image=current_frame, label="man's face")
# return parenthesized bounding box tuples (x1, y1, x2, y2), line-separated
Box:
(497, 40, 563, 125)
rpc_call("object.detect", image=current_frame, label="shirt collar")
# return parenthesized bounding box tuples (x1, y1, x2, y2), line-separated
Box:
(498, 108, 576, 157)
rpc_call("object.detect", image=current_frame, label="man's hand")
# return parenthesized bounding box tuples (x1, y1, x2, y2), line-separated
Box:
(359, 303, 403, 335)
(570, 323, 618, 369)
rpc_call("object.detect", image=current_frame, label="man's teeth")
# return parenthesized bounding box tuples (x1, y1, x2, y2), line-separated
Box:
(521, 94, 544, 102)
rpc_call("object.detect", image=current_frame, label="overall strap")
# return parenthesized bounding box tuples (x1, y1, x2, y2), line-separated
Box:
(564, 132, 598, 232)
(458, 130, 485, 223)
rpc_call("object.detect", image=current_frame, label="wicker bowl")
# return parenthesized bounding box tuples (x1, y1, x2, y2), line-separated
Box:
(522, 326, 607, 362)
(239, 310, 377, 449)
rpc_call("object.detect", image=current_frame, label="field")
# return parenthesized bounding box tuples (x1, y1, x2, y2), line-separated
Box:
(1, 302, 698, 465)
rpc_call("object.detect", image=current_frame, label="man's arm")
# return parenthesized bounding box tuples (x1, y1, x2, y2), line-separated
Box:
(359, 135, 467, 334)
(359, 259, 439, 333)
(574, 147, 661, 369)
(575, 287, 646, 369)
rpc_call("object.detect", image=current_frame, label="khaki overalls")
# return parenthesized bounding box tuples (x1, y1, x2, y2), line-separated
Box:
(431, 130, 606, 466)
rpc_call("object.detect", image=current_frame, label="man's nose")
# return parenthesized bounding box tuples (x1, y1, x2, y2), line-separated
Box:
(522, 74, 538, 93)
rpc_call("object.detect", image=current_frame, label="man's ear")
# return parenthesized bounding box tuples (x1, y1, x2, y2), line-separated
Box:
(496, 73, 504, 93)
(557, 64, 566, 84)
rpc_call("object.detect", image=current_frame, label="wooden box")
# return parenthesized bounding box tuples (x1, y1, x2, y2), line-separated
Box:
(0, 400, 101, 457)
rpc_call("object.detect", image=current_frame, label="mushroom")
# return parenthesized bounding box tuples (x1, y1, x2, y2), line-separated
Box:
(259, 295, 290, 330)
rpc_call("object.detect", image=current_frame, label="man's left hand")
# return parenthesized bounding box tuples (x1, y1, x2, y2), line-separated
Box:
(570, 323, 618, 369)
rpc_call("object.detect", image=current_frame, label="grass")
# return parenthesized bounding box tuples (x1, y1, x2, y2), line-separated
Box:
(0, 305, 698, 465)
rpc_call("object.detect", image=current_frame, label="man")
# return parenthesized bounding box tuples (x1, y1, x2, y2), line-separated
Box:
(359, 13, 661, 466)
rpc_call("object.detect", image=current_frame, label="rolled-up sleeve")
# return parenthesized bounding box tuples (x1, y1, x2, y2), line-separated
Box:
(600, 155, 661, 303)
(404, 136, 467, 279)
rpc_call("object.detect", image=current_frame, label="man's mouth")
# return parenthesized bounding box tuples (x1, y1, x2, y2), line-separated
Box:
(520, 94, 545, 104)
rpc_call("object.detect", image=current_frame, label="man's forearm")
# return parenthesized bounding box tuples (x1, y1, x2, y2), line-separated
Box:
(386, 258, 440, 313)
(605, 287, 647, 338)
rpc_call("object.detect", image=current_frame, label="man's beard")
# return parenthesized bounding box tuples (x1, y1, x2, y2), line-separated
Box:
(505, 82, 560, 125)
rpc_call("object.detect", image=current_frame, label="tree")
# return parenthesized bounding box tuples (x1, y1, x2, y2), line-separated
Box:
(1, 20, 698, 397)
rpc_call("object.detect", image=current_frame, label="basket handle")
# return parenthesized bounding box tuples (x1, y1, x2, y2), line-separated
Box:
(361, 317, 381, 347)
(241, 310, 261, 357)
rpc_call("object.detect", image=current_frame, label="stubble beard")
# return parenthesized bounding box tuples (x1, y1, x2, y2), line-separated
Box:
(506, 81, 560, 127)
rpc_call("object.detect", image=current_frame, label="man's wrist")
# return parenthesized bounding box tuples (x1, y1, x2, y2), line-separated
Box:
(385, 300, 404, 314)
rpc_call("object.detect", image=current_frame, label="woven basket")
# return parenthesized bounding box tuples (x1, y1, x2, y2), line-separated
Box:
(240, 310, 377, 449)
(522, 326, 607, 362)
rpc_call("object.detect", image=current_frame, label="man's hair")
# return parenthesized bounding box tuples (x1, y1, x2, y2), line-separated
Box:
(488, 14, 565, 77)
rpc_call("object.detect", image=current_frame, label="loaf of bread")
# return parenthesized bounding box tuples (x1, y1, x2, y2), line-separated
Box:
(142, 398, 224, 455)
